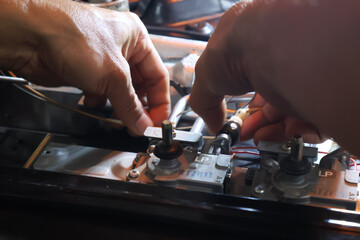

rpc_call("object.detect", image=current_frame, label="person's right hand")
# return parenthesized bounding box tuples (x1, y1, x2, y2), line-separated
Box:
(189, 0, 360, 156)
(240, 94, 326, 144)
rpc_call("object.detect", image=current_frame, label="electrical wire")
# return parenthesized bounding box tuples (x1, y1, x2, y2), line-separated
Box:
(203, 136, 215, 140)
(350, 158, 357, 171)
(176, 109, 193, 118)
(4, 72, 124, 127)
(240, 92, 257, 109)
(318, 151, 329, 155)
(349, 163, 360, 166)
(14, 84, 124, 126)
(170, 80, 190, 96)
(146, 25, 211, 41)
(349, 162, 360, 168)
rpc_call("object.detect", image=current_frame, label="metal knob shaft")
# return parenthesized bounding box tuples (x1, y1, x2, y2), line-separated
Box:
(162, 120, 173, 146)
(290, 135, 303, 162)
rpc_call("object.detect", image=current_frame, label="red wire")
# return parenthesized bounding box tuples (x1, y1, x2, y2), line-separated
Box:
(350, 158, 357, 171)
(318, 151, 329, 155)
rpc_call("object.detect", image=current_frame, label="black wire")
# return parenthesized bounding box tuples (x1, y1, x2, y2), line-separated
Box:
(146, 25, 210, 41)
(241, 92, 257, 109)
(237, 161, 260, 168)
(170, 80, 190, 96)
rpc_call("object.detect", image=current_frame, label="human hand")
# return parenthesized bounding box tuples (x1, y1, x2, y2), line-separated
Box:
(240, 95, 326, 144)
(188, 1, 253, 135)
(189, 0, 360, 151)
(1, 0, 170, 136)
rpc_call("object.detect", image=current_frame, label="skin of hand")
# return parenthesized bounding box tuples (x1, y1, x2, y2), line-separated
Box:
(189, 0, 360, 156)
(0, 0, 170, 136)
(241, 94, 326, 145)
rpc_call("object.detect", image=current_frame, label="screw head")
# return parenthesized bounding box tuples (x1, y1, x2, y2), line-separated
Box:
(265, 159, 275, 168)
(148, 145, 156, 153)
(254, 185, 265, 194)
(282, 142, 291, 151)
(128, 169, 140, 179)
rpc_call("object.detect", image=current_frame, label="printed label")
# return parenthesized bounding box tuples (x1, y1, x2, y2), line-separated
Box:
(179, 170, 213, 178)
(318, 169, 336, 178)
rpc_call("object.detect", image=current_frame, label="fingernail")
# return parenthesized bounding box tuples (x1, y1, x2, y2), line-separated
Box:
(135, 113, 153, 135)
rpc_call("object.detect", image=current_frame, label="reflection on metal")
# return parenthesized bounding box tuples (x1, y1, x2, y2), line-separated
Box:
(14, 84, 125, 127)
(0, 75, 27, 84)
(24, 133, 52, 169)
(326, 219, 360, 229)
(144, 127, 202, 143)
(168, 95, 190, 125)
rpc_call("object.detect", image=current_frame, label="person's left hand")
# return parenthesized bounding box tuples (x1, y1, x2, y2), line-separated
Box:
(1, 0, 170, 136)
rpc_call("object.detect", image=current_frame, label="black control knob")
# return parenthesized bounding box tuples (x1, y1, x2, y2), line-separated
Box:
(154, 120, 183, 159)
(280, 135, 312, 175)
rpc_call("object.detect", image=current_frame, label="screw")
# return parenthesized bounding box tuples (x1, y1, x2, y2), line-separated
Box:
(282, 142, 291, 151)
(128, 169, 140, 179)
(254, 185, 265, 194)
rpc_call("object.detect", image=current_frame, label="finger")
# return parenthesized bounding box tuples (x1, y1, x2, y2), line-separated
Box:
(240, 103, 285, 140)
(284, 118, 327, 143)
(188, 51, 228, 134)
(248, 94, 266, 108)
(189, 78, 226, 134)
(83, 93, 107, 108)
(105, 60, 153, 136)
(252, 121, 288, 145)
(129, 36, 171, 127)
(131, 66, 148, 108)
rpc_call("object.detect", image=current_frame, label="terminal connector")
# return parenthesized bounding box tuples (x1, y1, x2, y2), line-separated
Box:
(229, 107, 262, 126)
